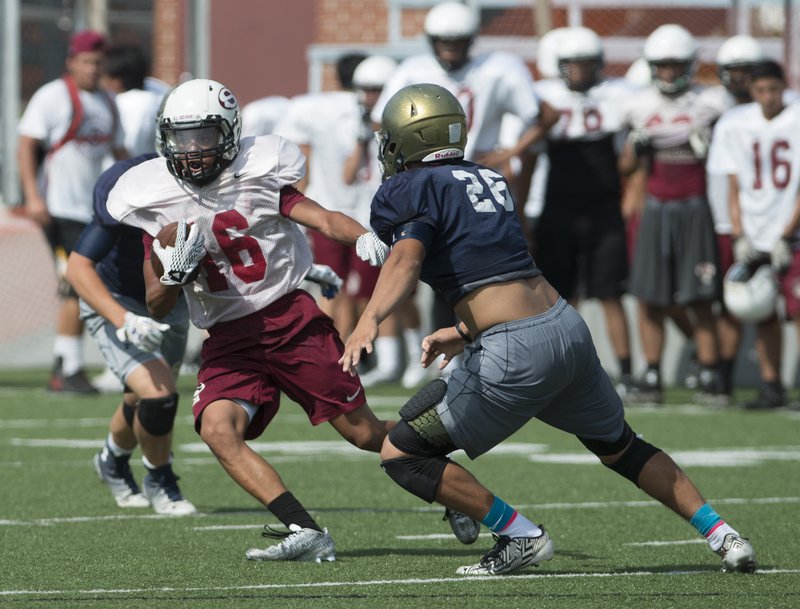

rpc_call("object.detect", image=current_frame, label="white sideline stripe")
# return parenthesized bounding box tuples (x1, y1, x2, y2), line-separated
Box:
(192, 524, 266, 531)
(396, 533, 493, 540)
(1, 569, 798, 597)
(3, 496, 798, 528)
(625, 539, 706, 547)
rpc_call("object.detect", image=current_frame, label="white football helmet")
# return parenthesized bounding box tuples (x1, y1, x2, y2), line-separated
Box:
(424, 2, 479, 40)
(352, 55, 397, 90)
(159, 78, 241, 185)
(537, 28, 569, 79)
(716, 35, 767, 99)
(644, 24, 697, 94)
(557, 27, 604, 91)
(723, 263, 778, 323)
(424, 2, 479, 71)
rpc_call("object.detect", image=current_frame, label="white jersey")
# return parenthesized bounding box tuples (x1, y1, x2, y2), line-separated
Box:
(372, 52, 540, 159)
(106, 136, 313, 329)
(114, 88, 163, 156)
(274, 91, 361, 215)
(241, 96, 291, 137)
(706, 87, 800, 234)
(707, 102, 800, 251)
(623, 84, 721, 200)
(18, 78, 123, 223)
(535, 77, 639, 202)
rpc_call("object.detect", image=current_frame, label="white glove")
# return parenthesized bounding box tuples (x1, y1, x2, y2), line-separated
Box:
(688, 126, 712, 160)
(115, 312, 170, 352)
(153, 219, 206, 286)
(733, 236, 760, 264)
(305, 264, 343, 299)
(771, 238, 793, 274)
(356, 232, 389, 266)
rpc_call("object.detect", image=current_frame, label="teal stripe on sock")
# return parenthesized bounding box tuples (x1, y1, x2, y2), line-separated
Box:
(481, 496, 515, 532)
(690, 503, 723, 536)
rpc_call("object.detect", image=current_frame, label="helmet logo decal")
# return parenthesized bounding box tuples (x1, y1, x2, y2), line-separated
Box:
(422, 148, 463, 162)
(219, 88, 238, 110)
(448, 123, 462, 143)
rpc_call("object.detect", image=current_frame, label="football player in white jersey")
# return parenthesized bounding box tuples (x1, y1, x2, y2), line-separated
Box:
(619, 25, 726, 405)
(275, 54, 366, 338)
(372, 2, 554, 175)
(107, 79, 394, 563)
(708, 61, 800, 409)
(531, 27, 639, 395)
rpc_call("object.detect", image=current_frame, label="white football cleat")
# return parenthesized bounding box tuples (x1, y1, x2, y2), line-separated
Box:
(246, 524, 336, 562)
(716, 533, 757, 573)
(142, 465, 197, 516)
(457, 527, 554, 575)
(93, 447, 150, 508)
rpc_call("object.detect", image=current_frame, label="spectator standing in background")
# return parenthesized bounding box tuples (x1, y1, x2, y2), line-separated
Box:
(530, 26, 638, 396)
(241, 95, 291, 138)
(708, 61, 800, 410)
(17, 30, 127, 394)
(619, 24, 725, 405)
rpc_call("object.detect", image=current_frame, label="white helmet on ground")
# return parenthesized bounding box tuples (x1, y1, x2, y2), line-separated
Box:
(644, 24, 697, 94)
(723, 263, 778, 323)
(424, 2, 479, 39)
(159, 78, 241, 185)
(352, 55, 397, 90)
(557, 26, 604, 91)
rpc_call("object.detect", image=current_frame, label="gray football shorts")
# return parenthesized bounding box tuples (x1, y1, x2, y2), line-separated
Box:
(80, 293, 190, 383)
(436, 298, 625, 459)
(630, 195, 721, 306)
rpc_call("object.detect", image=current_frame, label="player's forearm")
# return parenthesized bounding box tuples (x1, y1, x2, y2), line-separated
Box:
(361, 248, 420, 327)
(317, 210, 370, 246)
(727, 175, 743, 237)
(16, 136, 41, 200)
(66, 252, 128, 327)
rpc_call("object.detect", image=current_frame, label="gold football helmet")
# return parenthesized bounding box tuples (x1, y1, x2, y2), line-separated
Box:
(377, 83, 467, 179)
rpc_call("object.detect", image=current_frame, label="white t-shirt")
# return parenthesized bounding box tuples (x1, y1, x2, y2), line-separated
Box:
(274, 91, 361, 215)
(707, 102, 800, 251)
(107, 135, 312, 329)
(114, 88, 163, 156)
(18, 78, 123, 223)
(241, 96, 291, 137)
(372, 52, 540, 159)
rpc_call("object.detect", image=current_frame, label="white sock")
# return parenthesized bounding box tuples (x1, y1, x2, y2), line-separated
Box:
(403, 328, 424, 364)
(54, 335, 83, 376)
(706, 522, 738, 552)
(142, 454, 172, 470)
(374, 336, 401, 375)
(500, 512, 542, 539)
(106, 433, 133, 457)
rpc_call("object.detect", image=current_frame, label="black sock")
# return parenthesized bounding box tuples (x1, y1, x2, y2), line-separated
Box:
(267, 491, 321, 532)
(619, 357, 632, 376)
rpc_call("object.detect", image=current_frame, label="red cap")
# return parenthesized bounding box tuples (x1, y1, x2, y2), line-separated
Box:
(68, 30, 108, 56)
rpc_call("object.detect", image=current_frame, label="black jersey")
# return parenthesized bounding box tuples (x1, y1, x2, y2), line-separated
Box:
(371, 161, 539, 308)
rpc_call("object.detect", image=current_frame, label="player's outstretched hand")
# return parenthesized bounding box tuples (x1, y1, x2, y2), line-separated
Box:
(339, 317, 380, 375)
(305, 264, 343, 299)
(116, 312, 170, 352)
(421, 326, 466, 371)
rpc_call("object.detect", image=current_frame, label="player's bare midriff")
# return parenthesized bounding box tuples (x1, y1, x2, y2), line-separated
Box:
(454, 275, 560, 338)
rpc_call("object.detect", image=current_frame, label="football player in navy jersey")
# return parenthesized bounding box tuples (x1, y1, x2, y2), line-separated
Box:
(67, 153, 197, 515)
(340, 84, 756, 576)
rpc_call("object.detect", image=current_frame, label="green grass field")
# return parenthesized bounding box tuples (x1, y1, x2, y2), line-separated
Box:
(1, 369, 798, 609)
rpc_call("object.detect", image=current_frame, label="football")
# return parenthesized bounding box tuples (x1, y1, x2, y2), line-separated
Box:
(150, 221, 201, 282)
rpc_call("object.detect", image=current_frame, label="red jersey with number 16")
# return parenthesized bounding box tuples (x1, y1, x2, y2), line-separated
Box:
(106, 135, 313, 329)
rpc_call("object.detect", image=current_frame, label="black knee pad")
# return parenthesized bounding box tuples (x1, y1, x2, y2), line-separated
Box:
(579, 422, 661, 486)
(381, 454, 452, 503)
(121, 403, 136, 429)
(136, 393, 179, 436)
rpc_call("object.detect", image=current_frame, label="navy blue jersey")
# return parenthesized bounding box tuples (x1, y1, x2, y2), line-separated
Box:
(371, 161, 539, 308)
(73, 153, 158, 300)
